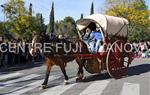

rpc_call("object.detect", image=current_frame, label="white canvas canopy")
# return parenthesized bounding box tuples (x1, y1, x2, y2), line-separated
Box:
(76, 14, 129, 37)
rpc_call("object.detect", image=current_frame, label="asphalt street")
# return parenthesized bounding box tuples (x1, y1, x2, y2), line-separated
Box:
(0, 58, 149, 95)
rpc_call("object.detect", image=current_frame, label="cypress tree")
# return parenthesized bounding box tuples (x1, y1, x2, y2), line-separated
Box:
(80, 13, 83, 19)
(29, 3, 32, 16)
(36, 13, 44, 31)
(90, 2, 94, 15)
(47, 2, 55, 33)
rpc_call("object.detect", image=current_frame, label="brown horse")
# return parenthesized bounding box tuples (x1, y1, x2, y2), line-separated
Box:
(29, 33, 87, 89)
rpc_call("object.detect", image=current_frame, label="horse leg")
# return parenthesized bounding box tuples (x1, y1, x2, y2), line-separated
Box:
(76, 60, 85, 82)
(60, 64, 69, 85)
(41, 65, 52, 89)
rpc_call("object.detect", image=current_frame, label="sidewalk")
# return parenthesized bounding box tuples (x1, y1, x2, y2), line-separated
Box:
(0, 62, 43, 73)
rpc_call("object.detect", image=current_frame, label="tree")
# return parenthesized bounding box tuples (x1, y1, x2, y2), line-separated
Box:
(47, 2, 55, 33)
(90, 2, 94, 15)
(3, 0, 27, 20)
(55, 16, 77, 38)
(29, 3, 32, 16)
(35, 13, 46, 33)
(0, 22, 4, 35)
(80, 13, 84, 19)
(2, 0, 35, 40)
(105, 0, 150, 42)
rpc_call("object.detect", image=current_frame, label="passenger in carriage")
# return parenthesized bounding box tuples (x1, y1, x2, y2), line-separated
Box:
(83, 22, 103, 53)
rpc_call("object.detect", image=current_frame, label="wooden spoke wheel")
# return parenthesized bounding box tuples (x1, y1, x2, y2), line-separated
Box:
(106, 40, 129, 79)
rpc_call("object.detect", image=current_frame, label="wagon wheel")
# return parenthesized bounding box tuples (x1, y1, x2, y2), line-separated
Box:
(106, 40, 129, 79)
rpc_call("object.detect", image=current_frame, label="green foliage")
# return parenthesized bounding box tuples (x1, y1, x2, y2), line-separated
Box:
(1, 0, 77, 40)
(4, 0, 27, 21)
(2, 0, 34, 40)
(90, 2, 94, 15)
(55, 16, 78, 38)
(1, 0, 46, 40)
(0, 22, 5, 36)
(106, 0, 150, 42)
(47, 2, 55, 33)
(34, 13, 46, 34)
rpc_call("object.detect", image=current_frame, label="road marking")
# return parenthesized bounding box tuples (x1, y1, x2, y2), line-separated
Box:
(0, 74, 40, 89)
(40, 84, 76, 95)
(40, 77, 77, 95)
(0, 73, 23, 81)
(120, 82, 140, 95)
(5, 75, 60, 95)
(40, 80, 76, 95)
(79, 80, 110, 95)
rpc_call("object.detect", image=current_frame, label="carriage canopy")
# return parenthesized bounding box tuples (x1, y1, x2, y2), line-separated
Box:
(76, 14, 129, 37)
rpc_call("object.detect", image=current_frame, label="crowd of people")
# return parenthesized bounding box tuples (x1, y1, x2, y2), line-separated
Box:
(0, 38, 43, 68)
(132, 41, 150, 58)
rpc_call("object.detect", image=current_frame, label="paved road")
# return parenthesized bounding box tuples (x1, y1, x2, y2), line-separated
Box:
(0, 58, 149, 95)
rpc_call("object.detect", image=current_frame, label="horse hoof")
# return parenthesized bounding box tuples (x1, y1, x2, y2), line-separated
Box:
(76, 77, 82, 82)
(40, 85, 47, 89)
(64, 80, 68, 85)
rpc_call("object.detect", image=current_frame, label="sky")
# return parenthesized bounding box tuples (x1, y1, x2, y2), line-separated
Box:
(0, 0, 150, 24)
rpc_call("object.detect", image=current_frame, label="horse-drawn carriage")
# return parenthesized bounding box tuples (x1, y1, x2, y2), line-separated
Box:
(30, 14, 134, 89)
(75, 14, 133, 79)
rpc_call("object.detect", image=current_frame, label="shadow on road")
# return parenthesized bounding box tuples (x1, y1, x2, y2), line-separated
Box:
(81, 64, 150, 82)
(0, 62, 43, 74)
(128, 64, 150, 76)
(81, 73, 111, 82)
